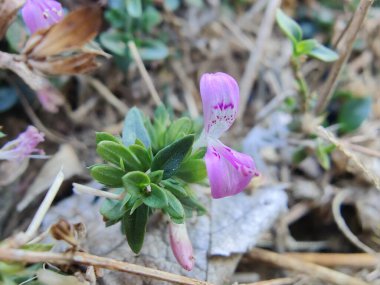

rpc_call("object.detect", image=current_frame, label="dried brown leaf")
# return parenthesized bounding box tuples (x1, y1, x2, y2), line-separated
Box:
(29, 53, 100, 75)
(24, 6, 102, 58)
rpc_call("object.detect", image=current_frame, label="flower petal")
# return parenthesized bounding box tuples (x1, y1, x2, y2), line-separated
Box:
(205, 139, 259, 199)
(200, 72, 239, 139)
(168, 222, 195, 271)
(22, 0, 63, 34)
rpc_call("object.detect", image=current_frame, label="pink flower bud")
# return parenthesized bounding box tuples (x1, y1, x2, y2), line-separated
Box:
(168, 222, 195, 271)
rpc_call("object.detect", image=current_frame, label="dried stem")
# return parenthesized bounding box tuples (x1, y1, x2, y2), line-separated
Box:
(241, 278, 295, 285)
(237, 0, 280, 121)
(285, 252, 378, 268)
(86, 76, 128, 116)
(72, 183, 122, 200)
(0, 249, 212, 285)
(316, 126, 380, 190)
(332, 190, 377, 255)
(128, 41, 162, 106)
(248, 248, 370, 285)
(24, 171, 64, 243)
(315, 0, 374, 114)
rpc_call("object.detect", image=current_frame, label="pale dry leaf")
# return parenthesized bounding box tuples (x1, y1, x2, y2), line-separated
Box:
(210, 185, 288, 256)
(17, 144, 83, 211)
(44, 184, 287, 285)
(0, 158, 29, 187)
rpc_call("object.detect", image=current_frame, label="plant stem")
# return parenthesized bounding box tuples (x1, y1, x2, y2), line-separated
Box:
(291, 56, 309, 113)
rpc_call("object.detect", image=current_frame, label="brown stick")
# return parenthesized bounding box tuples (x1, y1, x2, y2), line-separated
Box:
(237, 0, 280, 121)
(315, 0, 373, 114)
(241, 277, 295, 285)
(284, 252, 378, 268)
(0, 249, 212, 285)
(248, 248, 370, 285)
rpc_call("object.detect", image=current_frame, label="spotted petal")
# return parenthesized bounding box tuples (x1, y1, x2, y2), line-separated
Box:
(205, 139, 259, 199)
(200, 72, 239, 139)
(22, 0, 64, 34)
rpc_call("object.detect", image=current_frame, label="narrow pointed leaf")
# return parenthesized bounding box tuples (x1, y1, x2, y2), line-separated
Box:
(276, 9, 302, 45)
(151, 134, 194, 179)
(123, 205, 149, 253)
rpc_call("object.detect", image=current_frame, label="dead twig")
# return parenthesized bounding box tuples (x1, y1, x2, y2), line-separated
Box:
(315, 0, 374, 114)
(86, 76, 128, 116)
(248, 248, 370, 285)
(0, 249, 212, 285)
(284, 252, 378, 268)
(316, 126, 380, 190)
(170, 61, 199, 118)
(237, 0, 281, 121)
(240, 277, 295, 285)
(128, 41, 162, 106)
(332, 190, 377, 255)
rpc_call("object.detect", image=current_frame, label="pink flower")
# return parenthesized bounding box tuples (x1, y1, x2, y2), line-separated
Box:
(37, 87, 64, 113)
(168, 222, 195, 271)
(22, 0, 64, 34)
(0, 126, 45, 161)
(200, 72, 259, 199)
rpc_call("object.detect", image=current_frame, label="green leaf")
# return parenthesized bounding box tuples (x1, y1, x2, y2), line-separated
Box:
(99, 30, 126, 56)
(338, 97, 372, 133)
(190, 147, 206, 159)
(6, 17, 26, 53)
(295, 39, 318, 56)
(129, 144, 151, 171)
(142, 6, 162, 32)
(143, 184, 168, 208)
(97, 141, 144, 171)
(96, 132, 120, 144)
(0, 131, 5, 138)
(165, 190, 185, 222)
(122, 171, 150, 188)
(151, 134, 194, 179)
(165, 117, 193, 145)
(276, 9, 303, 45)
(90, 165, 125, 187)
(307, 43, 339, 62)
(161, 179, 188, 198)
(316, 141, 331, 170)
(100, 197, 126, 223)
(292, 147, 308, 164)
(138, 40, 169, 61)
(105, 8, 126, 29)
(126, 0, 142, 17)
(122, 205, 149, 253)
(148, 170, 164, 183)
(130, 198, 144, 214)
(180, 196, 207, 217)
(122, 107, 151, 148)
(176, 159, 207, 183)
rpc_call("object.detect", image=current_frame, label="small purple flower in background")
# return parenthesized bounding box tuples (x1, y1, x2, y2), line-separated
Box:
(0, 126, 45, 161)
(199, 72, 259, 199)
(168, 222, 195, 271)
(37, 87, 64, 113)
(22, 0, 64, 34)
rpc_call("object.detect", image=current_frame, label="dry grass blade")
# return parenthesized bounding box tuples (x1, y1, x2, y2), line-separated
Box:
(24, 6, 102, 58)
(248, 248, 370, 285)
